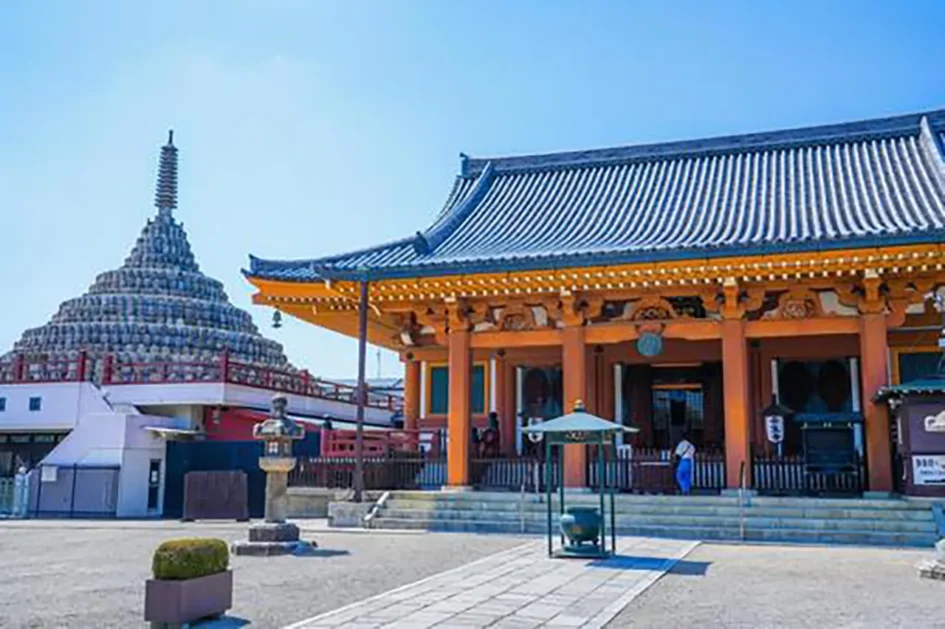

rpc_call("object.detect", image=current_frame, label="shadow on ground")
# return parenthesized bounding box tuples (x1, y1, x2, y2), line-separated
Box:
(299, 548, 350, 558)
(589, 554, 710, 576)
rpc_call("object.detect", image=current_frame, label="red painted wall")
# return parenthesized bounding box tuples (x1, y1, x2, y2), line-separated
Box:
(204, 407, 267, 441)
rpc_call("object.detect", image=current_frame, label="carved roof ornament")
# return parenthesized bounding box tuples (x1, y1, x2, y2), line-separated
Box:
(445, 298, 472, 334)
(835, 270, 888, 316)
(886, 278, 936, 327)
(413, 304, 449, 343)
(616, 296, 677, 322)
(559, 291, 585, 327)
(496, 300, 535, 331)
(555, 291, 604, 327)
(775, 288, 823, 319)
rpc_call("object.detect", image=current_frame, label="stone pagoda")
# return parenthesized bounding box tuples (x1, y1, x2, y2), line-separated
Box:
(2, 131, 289, 381)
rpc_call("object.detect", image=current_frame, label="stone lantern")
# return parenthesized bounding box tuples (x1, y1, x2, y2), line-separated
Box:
(232, 394, 315, 556)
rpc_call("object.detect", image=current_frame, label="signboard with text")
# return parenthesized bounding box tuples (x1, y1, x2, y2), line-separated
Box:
(912, 455, 945, 486)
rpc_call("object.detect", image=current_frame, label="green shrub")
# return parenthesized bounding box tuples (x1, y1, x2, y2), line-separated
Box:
(152, 538, 229, 581)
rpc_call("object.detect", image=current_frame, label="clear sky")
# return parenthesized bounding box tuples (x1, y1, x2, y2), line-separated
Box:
(1, 1, 944, 379)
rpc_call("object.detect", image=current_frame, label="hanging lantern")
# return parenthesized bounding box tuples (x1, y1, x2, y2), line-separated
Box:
(272, 310, 283, 329)
(762, 394, 793, 450)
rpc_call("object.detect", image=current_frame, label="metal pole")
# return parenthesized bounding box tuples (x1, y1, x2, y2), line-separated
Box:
(546, 439, 552, 557)
(610, 439, 616, 555)
(353, 279, 369, 503)
(598, 440, 605, 555)
(558, 446, 565, 547)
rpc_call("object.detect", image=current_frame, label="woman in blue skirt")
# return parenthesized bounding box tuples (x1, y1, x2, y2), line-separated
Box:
(673, 433, 696, 495)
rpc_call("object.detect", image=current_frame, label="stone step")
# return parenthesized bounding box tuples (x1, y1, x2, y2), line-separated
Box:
(379, 508, 936, 533)
(382, 499, 935, 522)
(388, 490, 928, 511)
(370, 516, 737, 540)
(369, 517, 937, 547)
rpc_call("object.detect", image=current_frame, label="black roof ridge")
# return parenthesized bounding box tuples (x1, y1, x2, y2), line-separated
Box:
(463, 108, 945, 177)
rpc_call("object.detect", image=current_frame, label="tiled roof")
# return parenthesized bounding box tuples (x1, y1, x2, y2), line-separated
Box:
(875, 377, 945, 402)
(247, 109, 945, 282)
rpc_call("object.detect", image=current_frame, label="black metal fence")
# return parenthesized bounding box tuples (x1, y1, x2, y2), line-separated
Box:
(750, 450, 864, 496)
(587, 448, 726, 494)
(471, 457, 559, 492)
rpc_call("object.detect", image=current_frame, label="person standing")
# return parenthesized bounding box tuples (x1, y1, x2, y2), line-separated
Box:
(673, 433, 695, 495)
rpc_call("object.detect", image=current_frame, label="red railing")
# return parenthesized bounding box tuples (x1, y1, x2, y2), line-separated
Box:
(320, 427, 443, 458)
(0, 351, 402, 411)
(290, 455, 446, 490)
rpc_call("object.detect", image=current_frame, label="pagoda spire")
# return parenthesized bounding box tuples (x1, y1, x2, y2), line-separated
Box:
(154, 129, 178, 216)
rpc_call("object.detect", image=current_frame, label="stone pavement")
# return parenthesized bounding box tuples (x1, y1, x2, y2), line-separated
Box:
(285, 537, 699, 629)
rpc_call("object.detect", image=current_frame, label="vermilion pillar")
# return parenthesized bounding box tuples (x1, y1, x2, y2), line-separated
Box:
(562, 325, 587, 487)
(447, 329, 472, 487)
(859, 313, 892, 492)
(722, 318, 751, 488)
(403, 358, 421, 436)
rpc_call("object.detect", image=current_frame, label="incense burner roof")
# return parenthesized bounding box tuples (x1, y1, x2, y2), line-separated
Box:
(247, 109, 945, 282)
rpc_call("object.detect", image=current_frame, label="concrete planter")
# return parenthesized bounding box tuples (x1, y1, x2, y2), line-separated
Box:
(144, 570, 232, 625)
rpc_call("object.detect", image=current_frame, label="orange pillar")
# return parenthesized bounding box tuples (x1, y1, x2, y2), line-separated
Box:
(859, 313, 892, 492)
(563, 325, 587, 487)
(447, 329, 471, 486)
(722, 319, 751, 488)
(403, 357, 420, 434)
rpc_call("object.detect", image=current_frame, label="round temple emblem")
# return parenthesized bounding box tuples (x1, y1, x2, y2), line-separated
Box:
(636, 332, 663, 357)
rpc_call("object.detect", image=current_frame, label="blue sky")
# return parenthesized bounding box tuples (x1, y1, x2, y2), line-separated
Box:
(1, 1, 944, 378)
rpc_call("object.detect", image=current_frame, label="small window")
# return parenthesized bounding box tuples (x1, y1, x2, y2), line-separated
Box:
(28, 397, 41, 411)
(0, 397, 5, 412)
(428, 364, 487, 415)
(430, 366, 449, 415)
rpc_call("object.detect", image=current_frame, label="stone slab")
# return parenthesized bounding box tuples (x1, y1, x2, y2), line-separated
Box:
(248, 522, 300, 542)
(231, 540, 317, 556)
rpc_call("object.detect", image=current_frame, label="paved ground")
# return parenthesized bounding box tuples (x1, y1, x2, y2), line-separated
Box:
(0, 520, 526, 628)
(1, 521, 942, 628)
(287, 537, 697, 629)
(611, 542, 944, 628)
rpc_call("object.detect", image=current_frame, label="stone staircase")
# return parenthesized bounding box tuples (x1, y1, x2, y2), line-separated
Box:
(367, 490, 941, 547)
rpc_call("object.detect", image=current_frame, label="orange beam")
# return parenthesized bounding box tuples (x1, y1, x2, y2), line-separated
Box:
(470, 329, 562, 348)
(248, 278, 340, 299)
(745, 317, 858, 338)
(585, 320, 721, 344)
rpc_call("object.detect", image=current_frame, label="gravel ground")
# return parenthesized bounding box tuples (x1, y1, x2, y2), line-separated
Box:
(0, 520, 528, 629)
(609, 542, 943, 629)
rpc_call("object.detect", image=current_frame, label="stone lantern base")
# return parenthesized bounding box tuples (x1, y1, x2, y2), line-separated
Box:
(232, 522, 317, 556)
